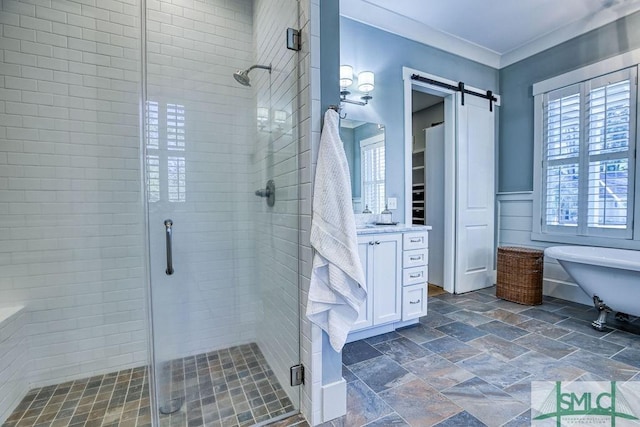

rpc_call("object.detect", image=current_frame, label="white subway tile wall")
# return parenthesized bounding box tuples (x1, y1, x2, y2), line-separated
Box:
(0, 0, 317, 424)
(145, 0, 259, 364)
(251, 0, 304, 410)
(0, 0, 147, 393)
(0, 308, 28, 423)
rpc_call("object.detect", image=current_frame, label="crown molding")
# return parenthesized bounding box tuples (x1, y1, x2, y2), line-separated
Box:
(341, 0, 640, 70)
(340, 0, 502, 69)
(500, 2, 640, 67)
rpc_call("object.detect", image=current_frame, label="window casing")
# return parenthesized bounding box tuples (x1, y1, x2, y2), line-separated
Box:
(535, 66, 638, 241)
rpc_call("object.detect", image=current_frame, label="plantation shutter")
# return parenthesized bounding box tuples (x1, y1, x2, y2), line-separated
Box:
(585, 69, 636, 237)
(541, 67, 637, 238)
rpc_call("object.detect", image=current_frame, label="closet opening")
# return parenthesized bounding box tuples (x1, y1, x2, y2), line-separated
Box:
(411, 90, 446, 296)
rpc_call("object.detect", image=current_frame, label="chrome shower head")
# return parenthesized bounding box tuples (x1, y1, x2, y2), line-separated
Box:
(233, 69, 251, 86)
(232, 64, 272, 87)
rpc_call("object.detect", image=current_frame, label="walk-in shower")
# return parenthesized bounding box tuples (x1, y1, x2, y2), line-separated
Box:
(233, 64, 273, 87)
(0, 0, 302, 426)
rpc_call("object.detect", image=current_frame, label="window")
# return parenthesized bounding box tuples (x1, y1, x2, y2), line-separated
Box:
(361, 134, 385, 214)
(537, 67, 637, 240)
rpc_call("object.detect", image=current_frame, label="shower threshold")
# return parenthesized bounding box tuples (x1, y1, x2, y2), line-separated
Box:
(3, 343, 295, 427)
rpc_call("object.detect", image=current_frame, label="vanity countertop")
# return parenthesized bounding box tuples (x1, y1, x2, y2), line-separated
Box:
(356, 224, 432, 235)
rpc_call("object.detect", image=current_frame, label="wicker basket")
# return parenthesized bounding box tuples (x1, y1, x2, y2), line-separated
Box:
(496, 246, 544, 305)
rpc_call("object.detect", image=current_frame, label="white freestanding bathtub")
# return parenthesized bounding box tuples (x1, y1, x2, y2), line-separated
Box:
(544, 245, 640, 330)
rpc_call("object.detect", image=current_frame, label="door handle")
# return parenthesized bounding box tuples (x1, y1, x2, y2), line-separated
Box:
(165, 219, 174, 275)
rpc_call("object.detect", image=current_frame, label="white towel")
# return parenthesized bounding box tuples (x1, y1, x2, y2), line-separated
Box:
(306, 109, 367, 352)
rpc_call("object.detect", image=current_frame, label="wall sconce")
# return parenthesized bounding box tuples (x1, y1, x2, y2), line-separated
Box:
(340, 65, 374, 106)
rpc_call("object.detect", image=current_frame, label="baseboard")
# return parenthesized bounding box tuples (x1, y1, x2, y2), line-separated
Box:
(345, 323, 395, 343)
(345, 318, 420, 343)
(321, 378, 346, 422)
(543, 278, 592, 306)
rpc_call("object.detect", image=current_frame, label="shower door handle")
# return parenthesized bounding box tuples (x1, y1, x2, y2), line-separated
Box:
(164, 219, 174, 275)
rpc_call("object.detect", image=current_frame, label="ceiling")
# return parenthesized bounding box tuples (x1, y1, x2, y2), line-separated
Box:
(340, 0, 640, 68)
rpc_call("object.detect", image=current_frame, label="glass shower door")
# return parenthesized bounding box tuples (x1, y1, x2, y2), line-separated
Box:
(143, 0, 301, 425)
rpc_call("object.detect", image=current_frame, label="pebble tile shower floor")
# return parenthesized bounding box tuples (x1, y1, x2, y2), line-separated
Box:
(3, 343, 294, 427)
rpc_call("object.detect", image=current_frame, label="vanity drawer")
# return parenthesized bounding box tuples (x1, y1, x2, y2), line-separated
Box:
(402, 283, 427, 321)
(403, 266, 427, 286)
(403, 249, 428, 269)
(403, 232, 428, 250)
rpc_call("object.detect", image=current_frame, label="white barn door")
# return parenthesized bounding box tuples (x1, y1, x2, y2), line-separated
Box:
(454, 93, 495, 293)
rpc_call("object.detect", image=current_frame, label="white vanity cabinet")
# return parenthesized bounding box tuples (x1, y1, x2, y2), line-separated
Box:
(348, 227, 430, 342)
(401, 232, 428, 321)
(352, 234, 402, 331)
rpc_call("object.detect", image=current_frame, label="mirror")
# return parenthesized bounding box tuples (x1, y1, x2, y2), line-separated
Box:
(340, 119, 386, 213)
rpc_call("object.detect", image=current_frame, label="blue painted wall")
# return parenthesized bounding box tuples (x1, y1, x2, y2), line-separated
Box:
(340, 17, 499, 222)
(499, 11, 640, 192)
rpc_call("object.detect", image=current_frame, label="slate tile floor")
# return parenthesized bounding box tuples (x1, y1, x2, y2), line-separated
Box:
(3, 343, 294, 427)
(6, 287, 640, 427)
(326, 286, 640, 427)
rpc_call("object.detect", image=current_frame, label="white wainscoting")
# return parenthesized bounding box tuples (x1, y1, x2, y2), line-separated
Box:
(497, 192, 592, 306)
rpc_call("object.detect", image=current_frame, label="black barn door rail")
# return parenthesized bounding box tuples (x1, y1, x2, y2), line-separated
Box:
(411, 74, 498, 112)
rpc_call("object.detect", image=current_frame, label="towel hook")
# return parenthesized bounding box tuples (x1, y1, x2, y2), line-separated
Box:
(328, 104, 346, 119)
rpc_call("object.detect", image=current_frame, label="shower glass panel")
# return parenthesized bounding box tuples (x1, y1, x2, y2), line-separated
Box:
(144, 0, 301, 426)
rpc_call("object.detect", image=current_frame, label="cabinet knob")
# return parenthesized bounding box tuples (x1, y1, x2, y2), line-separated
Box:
(409, 273, 422, 278)
(375, 241, 380, 245)
(410, 238, 422, 243)
(409, 256, 421, 261)
(409, 299, 421, 304)
(369, 241, 375, 245)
